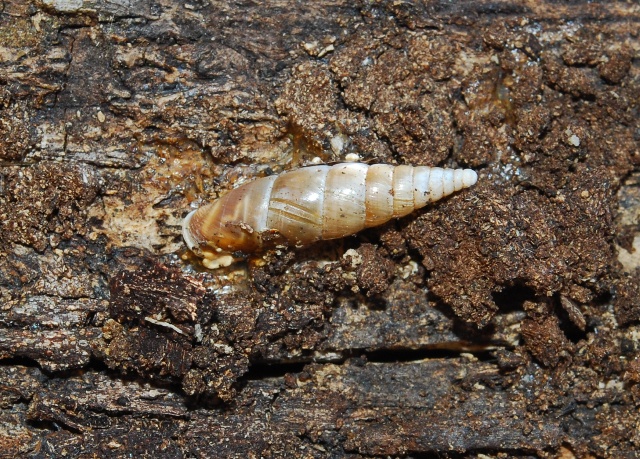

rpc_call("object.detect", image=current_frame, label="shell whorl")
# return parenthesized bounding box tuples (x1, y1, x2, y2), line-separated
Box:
(183, 163, 477, 268)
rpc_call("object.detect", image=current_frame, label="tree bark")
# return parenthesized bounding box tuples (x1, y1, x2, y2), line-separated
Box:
(1, 0, 639, 457)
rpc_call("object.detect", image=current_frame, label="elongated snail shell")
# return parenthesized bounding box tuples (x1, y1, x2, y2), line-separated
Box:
(183, 163, 477, 269)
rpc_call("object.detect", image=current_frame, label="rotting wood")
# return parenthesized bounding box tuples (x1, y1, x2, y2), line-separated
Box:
(1, 0, 639, 457)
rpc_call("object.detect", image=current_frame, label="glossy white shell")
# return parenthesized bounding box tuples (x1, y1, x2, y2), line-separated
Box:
(183, 163, 477, 268)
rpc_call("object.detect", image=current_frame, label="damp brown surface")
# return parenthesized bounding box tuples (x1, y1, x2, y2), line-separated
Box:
(1, 0, 639, 458)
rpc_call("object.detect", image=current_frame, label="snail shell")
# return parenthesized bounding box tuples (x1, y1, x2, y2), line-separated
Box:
(183, 163, 477, 268)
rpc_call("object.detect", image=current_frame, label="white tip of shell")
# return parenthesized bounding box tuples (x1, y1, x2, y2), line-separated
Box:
(462, 169, 478, 188)
(182, 209, 199, 251)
